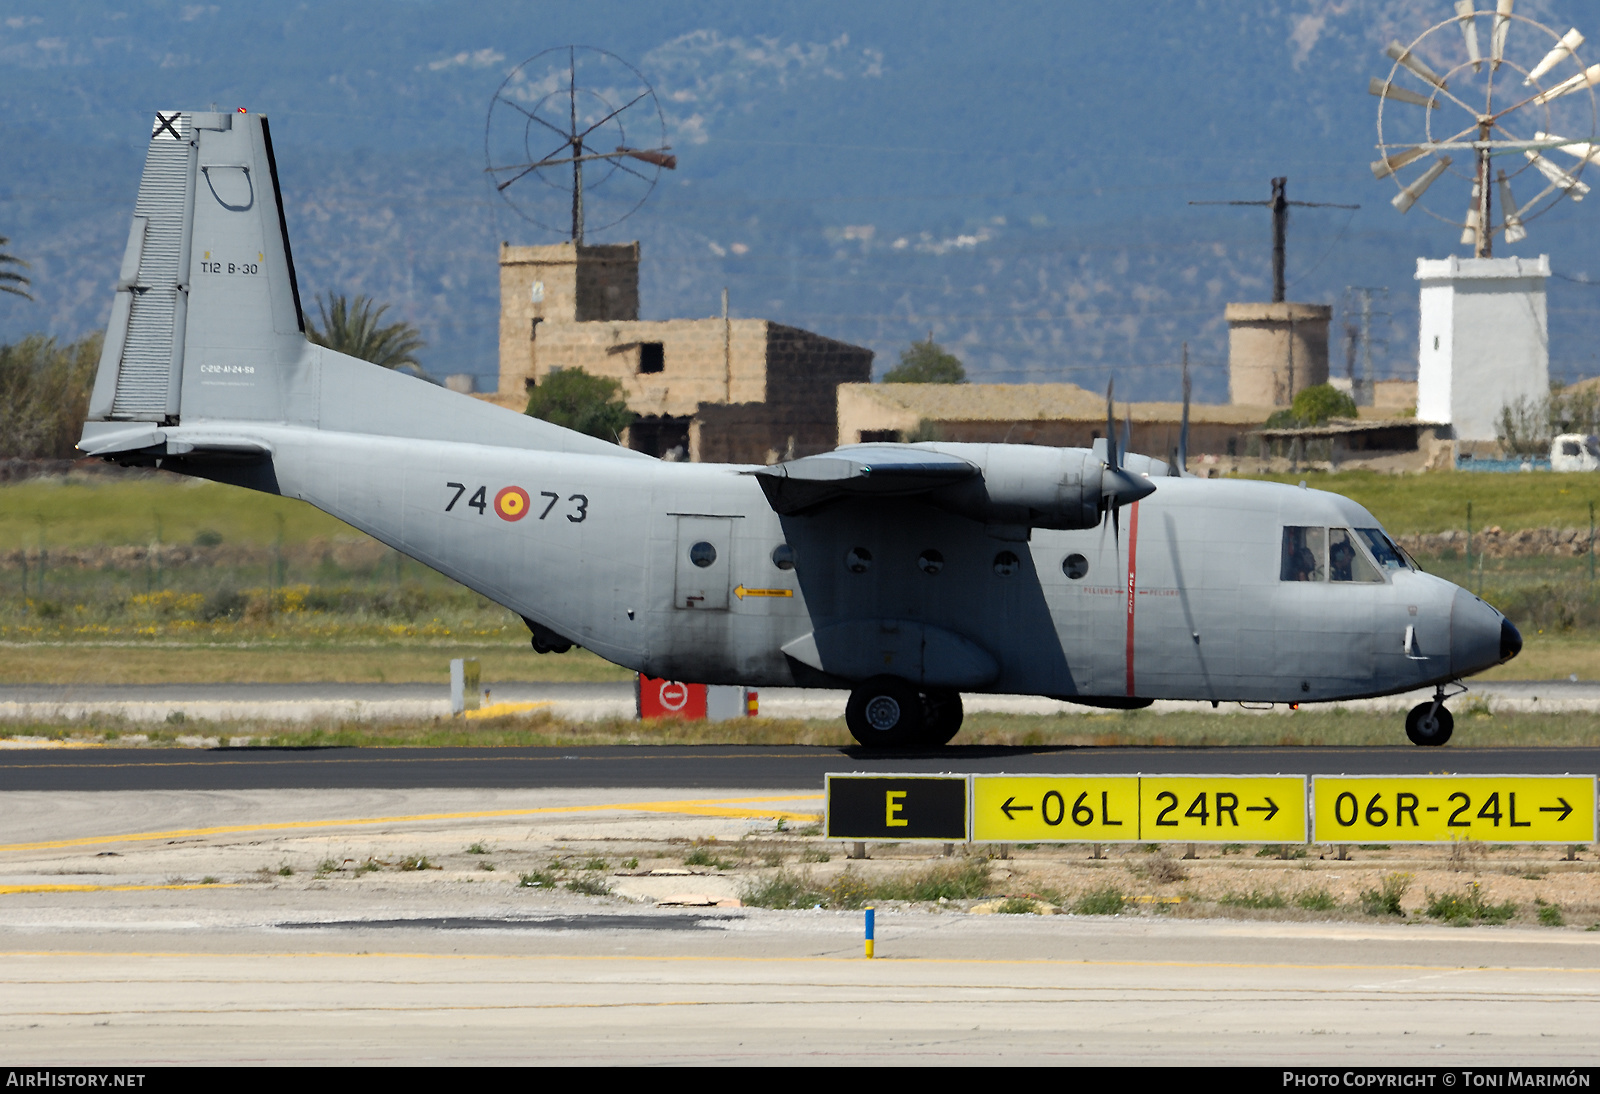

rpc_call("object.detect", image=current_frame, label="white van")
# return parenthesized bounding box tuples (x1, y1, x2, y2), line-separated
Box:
(1550, 433, 1600, 471)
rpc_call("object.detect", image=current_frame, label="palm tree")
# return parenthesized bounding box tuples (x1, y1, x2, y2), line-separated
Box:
(305, 292, 428, 378)
(0, 235, 31, 300)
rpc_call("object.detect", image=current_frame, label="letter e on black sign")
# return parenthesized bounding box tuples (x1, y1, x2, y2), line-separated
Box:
(825, 775, 968, 840)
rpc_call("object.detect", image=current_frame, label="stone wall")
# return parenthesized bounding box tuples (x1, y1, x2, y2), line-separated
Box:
(497, 242, 640, 398)
(1226, 302, 1331, 407)
(534, 317, 770, 417)
(1395, 526, 1598, 559)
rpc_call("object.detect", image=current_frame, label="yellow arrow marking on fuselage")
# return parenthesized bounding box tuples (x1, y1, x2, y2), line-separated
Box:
(734, 585, 793, 599)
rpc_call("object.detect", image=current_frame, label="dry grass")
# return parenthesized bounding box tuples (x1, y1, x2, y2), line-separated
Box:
(8, 704, 1600, 748)
(0, 642, 630, 685)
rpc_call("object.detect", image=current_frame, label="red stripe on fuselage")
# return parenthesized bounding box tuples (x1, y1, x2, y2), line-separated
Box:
(1125, 500, 1141, 697)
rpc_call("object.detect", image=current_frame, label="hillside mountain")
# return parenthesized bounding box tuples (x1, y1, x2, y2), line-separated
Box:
(3, 0, 1599, 403)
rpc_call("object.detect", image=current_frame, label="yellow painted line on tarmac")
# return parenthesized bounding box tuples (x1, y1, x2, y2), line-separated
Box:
(0, 883, 238, 895)
(0, 794, 824, 854)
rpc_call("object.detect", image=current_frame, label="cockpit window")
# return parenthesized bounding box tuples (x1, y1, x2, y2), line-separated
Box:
(1329, 528, 1382, 583)
(1280, 526, 1326, 582)
(1356, 528, 1413, 572)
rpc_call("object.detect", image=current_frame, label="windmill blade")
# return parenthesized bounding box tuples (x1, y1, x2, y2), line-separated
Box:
(1525, 151, 1591, 199)
(1527, 28, 1584, 85)
(1461, 181, 1483, 246)
(616, 146, 677, 170)
(1384, 40, 1448, 89)
(1536, 131, 1600, 167)
(1491, 0, 1513, 70)
(1454, 1, 1482, 71)
(1368, 77, 1438, 109)
(1371, 145, 1432, 179)
(1529, 62, 1600, 104)
(1392, 157, 1453, 213)
(1497, 169, 1528, 243)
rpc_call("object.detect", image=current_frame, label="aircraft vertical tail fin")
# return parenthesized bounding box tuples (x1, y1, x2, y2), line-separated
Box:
(81, 110, 646, 462)
(87, 110, 305, 428)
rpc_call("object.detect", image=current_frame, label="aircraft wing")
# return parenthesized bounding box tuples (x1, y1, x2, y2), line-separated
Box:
(750, 445, 978, 514)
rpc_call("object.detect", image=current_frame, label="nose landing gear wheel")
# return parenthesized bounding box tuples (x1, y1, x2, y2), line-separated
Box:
(845, 676, 927, 749)
(1405, 701, 1454, 746)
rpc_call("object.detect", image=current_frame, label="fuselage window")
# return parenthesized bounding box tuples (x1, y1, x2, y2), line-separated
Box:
(1329, 527, 1382, 583)
(1062, 553, 1089, 579)
(689, 541, 717, 568)
(992, 551, 1020, 577)
(917, 549, 944, 575)
(845, 547, 873, 574)
(771, 544, 796, 570)
(1280, 526, 1326, 582)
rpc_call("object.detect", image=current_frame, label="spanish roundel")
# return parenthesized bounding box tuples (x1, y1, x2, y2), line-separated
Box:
(494, 486, 531, 521)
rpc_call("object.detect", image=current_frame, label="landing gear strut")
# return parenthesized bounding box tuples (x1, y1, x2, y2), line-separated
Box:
(844, 676, 965, 748)
(1405, 685, 1457, 746)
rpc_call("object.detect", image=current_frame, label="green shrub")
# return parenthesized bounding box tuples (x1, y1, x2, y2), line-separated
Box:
(1295, 887, 1338, 911)
(1536, 899, 1564, 927)
(1219, 888, 1288, 909)
(565, 876, 611, 896)
(1425, 882, 1516, 925)
(518, 870, 556, 888)
(1359, 872, 1410, 917)
(1072, 886, 1127, 915)
(684, 847, 733, 870)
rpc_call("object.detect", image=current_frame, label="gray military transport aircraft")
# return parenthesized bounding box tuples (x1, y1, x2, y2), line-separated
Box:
(77, 111, 1521, 748)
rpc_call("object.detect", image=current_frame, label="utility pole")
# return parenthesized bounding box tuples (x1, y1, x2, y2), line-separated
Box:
(1342, 286, 1390, 406)
(1191, 178, 1359, 302)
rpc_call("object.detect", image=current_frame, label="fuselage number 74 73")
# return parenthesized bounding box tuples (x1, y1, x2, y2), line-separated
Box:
(445, 482, 588, 523)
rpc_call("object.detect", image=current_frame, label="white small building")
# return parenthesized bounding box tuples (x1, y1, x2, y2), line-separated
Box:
(1416, 255, 1549, 442)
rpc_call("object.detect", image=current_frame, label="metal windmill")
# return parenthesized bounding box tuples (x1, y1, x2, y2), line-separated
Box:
(1371, 2, 1600, 256)
(485, 46, 676, 244)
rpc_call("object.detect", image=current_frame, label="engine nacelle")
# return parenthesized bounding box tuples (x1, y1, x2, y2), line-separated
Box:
(918, 443, 1109, 530)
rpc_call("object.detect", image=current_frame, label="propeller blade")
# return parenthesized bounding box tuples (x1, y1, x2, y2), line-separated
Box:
(1112, 504, 1120, 549)
(1526, 28, 1584, 85)
(1490, 0, 1513, 70)
(1105, 379, 1119, 470)
(1525, 151, 1590, 199)
(1497, 169, 1528, 243)
(1384, 40, 1447, 89)
(617, 146, 677, 170)
(1454, 1, 1482, 71)
(1120, 405, 1132, 465)
(1392, 157, 1452, 213)
(1529, 62, 1600, 105)
(1178, 345, 1191, 476)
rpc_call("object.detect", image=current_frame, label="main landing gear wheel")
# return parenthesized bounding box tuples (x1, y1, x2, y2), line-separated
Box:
(844, 678, 965, 748)
(923, 687, 964, 746)
(1405, 701, 1454, 747)
(845, 676, 927, 749)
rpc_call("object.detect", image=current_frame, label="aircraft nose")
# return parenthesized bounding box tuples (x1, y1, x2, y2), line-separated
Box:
(1500, 617, 1523, 663)
(1450, 587, 1508, 677)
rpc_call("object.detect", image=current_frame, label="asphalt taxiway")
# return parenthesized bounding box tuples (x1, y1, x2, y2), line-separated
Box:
(3, 744, 1599, 791)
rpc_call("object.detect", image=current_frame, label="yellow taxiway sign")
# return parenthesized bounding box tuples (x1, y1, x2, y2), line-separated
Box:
(1313, 775, 1596, 843)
